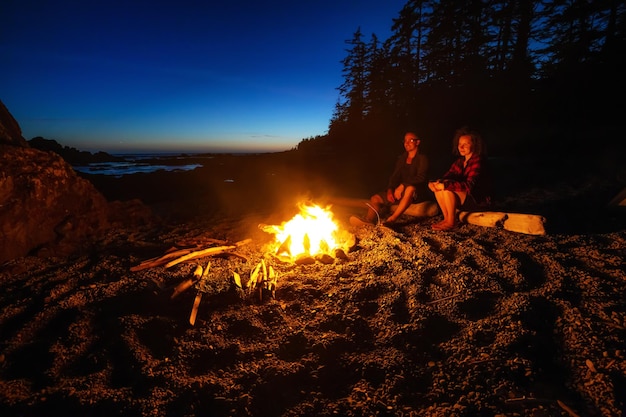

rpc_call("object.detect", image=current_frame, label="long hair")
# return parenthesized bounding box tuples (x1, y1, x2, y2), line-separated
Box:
(452, 126, 486, 157)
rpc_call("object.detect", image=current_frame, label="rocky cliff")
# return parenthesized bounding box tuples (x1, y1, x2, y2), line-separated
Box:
(0, 100, 153, 263)
(0, 101, 28, 148)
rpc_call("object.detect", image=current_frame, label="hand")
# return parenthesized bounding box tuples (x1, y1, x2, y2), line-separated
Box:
(429, 180, 444, 192)
(393, 185, 404, 201)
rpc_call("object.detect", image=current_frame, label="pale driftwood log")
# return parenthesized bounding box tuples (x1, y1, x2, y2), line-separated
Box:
(174, 237, 227, 247)
(327, 196, 546, 235)
(458, 211, 547, 235)
(165, 245, 236, 268)
(132, 238, 252, 271)
(165, 238, 252, 268)
(130, 248, 194, 271)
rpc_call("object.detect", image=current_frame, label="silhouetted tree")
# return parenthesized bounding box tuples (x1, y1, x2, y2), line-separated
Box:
(320, 0, 625, 161)
(388, 0, 430, 113)
(364, 34, 393, 116)
(533, 1, 625, 126)
(334, 28, 368, 125)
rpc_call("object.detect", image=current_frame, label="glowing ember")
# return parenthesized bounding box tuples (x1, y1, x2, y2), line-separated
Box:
(262, 203, 345, 258)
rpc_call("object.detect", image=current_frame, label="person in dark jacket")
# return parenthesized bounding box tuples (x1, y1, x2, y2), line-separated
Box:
(351, 131, 430, 226)
(428, 126, 492, 231)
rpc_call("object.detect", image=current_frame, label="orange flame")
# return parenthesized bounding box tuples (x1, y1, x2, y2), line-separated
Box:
(262, 203, 343, 258)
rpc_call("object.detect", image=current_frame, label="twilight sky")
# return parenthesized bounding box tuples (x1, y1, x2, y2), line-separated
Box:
(2, 0, 406, 153)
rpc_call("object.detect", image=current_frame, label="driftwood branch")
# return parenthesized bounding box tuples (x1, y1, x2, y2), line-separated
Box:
(171, 278, 197, 299)
(189, 292, 203, 326)
(131, 238, 253, 271)
(130, 248, 194, 271)
(165, 238, 252, 268)
(165, 245, 236, 268)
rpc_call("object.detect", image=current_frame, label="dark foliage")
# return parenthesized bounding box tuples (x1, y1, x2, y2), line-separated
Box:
(301, 0, 626, 171)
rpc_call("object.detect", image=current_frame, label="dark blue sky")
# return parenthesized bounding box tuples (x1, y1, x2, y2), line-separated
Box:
(2, 0, 406, 153)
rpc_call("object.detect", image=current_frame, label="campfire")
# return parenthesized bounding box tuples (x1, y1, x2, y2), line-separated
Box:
(130, 202, 355, 325)
(260, 202, 353, 264)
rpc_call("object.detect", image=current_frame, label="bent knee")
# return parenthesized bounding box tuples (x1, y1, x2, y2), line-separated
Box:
(371, 194, 384, 204)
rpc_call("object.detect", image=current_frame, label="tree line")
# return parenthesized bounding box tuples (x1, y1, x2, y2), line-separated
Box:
(299, 0, 625, 161)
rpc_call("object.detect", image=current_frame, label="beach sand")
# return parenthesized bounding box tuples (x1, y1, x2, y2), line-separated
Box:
(1, 150, 625, 416)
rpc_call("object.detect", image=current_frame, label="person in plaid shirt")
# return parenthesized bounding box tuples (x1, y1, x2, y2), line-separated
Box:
(428, 126, 492, 231)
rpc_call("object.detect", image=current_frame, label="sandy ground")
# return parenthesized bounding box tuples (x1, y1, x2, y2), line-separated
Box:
(1, 151, 625, 417)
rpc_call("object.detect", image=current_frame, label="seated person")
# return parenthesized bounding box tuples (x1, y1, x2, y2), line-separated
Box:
(351, 131, 430, 226)
(428, 126, 491, 231)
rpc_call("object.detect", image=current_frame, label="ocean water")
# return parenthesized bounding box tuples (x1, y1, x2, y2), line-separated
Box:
(72, 153, 209, 177)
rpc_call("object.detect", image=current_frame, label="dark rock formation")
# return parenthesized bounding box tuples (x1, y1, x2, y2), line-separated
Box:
(0, 101, 28, 148)
(28, 136, 126, 164)
(0, 145, 112, 261)
(0, 100, 154, 263)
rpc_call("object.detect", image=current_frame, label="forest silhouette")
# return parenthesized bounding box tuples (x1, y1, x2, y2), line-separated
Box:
(296, 0, 625, 177)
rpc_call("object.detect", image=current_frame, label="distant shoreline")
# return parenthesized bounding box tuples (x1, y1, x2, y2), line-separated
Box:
(28, 136, 291, 169)
(109, 150, 278, 158)
(72, 150, 295, 177)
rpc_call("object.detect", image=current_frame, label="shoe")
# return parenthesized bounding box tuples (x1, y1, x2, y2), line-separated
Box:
(350, 215, 374, 227)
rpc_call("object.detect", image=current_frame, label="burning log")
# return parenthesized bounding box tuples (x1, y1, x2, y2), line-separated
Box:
(275, 235, 292, 257)
(259, 202, 354, 263)
(295, 255, 316, 265)
(314, 253, 335, 264)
